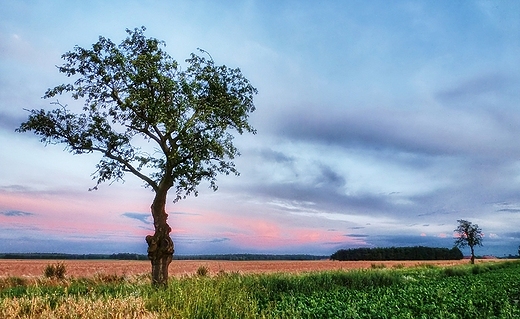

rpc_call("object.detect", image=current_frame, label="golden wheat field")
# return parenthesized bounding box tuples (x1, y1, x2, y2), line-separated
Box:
(0, 259, 481, 278)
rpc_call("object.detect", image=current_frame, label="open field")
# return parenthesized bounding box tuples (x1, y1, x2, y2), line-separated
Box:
(1, 260, 519, 318)
(0, 258, 492, 278)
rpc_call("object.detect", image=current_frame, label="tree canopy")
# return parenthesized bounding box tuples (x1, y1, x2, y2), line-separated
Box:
(18, 26, 257, 199)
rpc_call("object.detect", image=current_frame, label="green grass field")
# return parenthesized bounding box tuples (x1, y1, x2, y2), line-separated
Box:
(1, 261, 519, 318)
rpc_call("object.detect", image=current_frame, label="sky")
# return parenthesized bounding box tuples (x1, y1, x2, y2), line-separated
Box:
(1, 0, 520, 257)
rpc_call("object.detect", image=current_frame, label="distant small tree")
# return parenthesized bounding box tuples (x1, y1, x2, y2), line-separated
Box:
(454, 219, 483, 264)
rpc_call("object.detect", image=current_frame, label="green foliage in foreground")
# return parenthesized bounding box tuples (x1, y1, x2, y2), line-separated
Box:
(1, 261, 520, 318)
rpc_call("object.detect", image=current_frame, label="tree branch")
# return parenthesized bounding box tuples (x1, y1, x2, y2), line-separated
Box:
(91, 146, 159, 191)
(111, 87, 170, 157)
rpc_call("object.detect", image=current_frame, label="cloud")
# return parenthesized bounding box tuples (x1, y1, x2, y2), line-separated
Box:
(0, 185, 32, 193)
(497, 208, 520, 213)
(0, 210, 34, 217)
(314, 164, 346, 189)
(121, 212, 150, 224)
(258, 148, 294, 164)
(272, 72, 520, 164)
(346, 234, 368, 238)
(436, 73, 516, 102)
(367, 234, 454, 249)
(417, 210, 451, 217)
(503, 232, 520, 239)
(170, 211, 202, 216)
(277, 104, 520, 160)
(209, 237, 230, 243)
(0, 112, 26, 132)
(250, 180, 398, 218)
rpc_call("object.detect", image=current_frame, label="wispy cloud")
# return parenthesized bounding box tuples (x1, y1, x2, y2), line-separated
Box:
(346, 234, 368, 238)
(121, 212, 150, 224)
(0, 210, 34, 217)
(436, 72, 517, 103)
(258, 148, 295, 164)
(497, 209, 520, 213)
(209, 237, 230, 243)
(170, 211, 202, 216)
(0, 185, 32, 193)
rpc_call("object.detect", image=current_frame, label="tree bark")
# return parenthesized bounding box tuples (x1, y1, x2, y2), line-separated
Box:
(146, 189, 174, 286)
(470, 246, 475, 264)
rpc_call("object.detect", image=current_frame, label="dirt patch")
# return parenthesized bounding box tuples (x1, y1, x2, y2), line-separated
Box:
(0, 259, 493, 278)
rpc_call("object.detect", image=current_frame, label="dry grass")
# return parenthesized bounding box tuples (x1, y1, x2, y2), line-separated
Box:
(0, 296, 155, 319)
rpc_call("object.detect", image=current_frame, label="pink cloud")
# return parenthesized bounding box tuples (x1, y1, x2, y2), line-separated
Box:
(168, 207, 367, 250)
(0, 189, 149, 238)
(1, 187, 367, 253)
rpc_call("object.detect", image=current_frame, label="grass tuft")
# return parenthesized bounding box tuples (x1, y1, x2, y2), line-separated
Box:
(370, 263, 386, 269)
(196, 265, 210, 277)
(44, 263, 66, 280)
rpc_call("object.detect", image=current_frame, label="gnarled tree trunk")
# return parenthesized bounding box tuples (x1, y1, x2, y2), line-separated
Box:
(146, 189, 174, 286)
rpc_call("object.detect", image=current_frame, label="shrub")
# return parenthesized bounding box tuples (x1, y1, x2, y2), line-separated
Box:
(196, 265, 209, 277)
(44, 263, 66, 280)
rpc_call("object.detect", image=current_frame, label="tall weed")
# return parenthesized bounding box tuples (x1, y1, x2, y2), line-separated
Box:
(44, 263, 66, 280)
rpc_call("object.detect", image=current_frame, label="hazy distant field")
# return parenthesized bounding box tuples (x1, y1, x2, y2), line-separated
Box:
(0, 258, 479, 277)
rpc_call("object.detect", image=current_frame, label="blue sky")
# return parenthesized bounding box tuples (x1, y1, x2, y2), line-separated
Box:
(1, 0, 520, 257)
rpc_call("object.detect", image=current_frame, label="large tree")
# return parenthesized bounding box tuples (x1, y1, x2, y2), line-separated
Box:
(454, 219, 483, 264)
(17, 27, 257, 286)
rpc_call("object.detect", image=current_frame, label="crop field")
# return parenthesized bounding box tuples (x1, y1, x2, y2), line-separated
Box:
(1, 259, 519, 318)
(0, 259, 476, 278)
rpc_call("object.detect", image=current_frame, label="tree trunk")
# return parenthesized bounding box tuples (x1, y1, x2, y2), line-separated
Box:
(470, 246, 475, 264)
(146, 189, 174, 286)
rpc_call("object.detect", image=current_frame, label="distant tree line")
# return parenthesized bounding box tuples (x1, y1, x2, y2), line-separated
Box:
(0, 253, 148, 260)
(0, 253, 328, 261)
(173, 254, 329, 261)
(330, 246, 463, 261)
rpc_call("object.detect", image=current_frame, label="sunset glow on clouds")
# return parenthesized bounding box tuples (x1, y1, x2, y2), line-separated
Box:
(1, 1, 520, 256)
